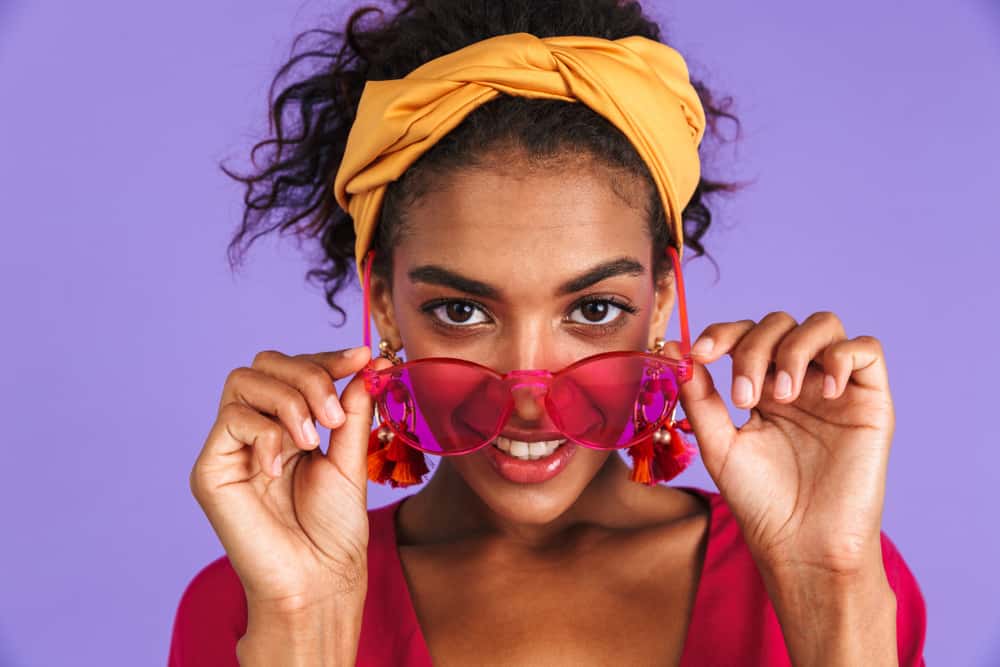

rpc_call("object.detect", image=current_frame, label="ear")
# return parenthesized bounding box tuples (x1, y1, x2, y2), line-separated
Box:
(646, 267, 676, 347)
(368, 269, 403, 348)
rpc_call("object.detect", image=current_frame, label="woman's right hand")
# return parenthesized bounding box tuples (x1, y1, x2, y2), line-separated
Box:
(189, 344, 393, 614)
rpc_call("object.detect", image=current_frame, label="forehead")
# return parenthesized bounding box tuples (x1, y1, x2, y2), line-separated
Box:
(397, 162, 652, 288)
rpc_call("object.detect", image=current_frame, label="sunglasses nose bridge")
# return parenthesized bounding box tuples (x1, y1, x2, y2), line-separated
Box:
(502, 368, 552, 385)
(502, 372, 554, 423)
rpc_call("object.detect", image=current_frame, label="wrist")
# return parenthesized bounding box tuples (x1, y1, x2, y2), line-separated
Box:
(238, 591, 367, 667)
(760, 561, 898, 667)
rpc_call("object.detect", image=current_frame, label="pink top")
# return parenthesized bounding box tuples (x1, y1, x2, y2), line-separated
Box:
(168, 486, 927, 665)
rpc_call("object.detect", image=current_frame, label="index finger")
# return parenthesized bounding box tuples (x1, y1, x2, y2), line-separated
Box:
(296, 345, 373, 380)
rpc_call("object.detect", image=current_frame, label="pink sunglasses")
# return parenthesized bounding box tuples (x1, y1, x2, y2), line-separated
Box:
(358, 245, 696, 460)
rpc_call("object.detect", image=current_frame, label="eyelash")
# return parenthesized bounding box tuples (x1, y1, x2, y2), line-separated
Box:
(420, 296, 639, 334)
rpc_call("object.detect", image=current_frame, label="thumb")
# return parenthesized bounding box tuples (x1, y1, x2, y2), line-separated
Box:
(663, 340, 738, 477)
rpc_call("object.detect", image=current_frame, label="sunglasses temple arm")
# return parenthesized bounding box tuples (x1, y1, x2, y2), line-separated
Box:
(667, 246, 692, 356)
(362, 249, 375, 352)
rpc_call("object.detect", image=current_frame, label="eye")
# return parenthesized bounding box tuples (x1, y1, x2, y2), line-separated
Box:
(424, 300, 490, 327)
(568, 298, 636, 326)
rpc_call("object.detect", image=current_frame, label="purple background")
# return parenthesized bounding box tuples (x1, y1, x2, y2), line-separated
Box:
(2, 1, 997, 664)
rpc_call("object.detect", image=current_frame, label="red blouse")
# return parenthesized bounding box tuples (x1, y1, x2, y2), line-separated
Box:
(168, 486, 927, 665)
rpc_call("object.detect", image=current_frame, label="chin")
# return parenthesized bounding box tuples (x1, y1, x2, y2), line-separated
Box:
(450, 446, 611, 525)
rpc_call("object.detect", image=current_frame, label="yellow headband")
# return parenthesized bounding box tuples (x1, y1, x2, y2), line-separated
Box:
(333, 32, 706, 283)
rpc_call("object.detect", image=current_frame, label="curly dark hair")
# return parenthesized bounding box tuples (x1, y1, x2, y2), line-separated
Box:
(222, 0, 743, 325)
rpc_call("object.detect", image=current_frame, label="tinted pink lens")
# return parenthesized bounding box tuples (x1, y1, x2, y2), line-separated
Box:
(377, 360, 508, 454)
(548, 354, 680, 449)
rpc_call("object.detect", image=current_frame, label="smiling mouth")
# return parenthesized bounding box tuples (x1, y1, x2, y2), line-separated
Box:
(491, 435, 567, 460)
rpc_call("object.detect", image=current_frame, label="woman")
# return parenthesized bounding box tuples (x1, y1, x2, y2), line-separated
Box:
(169, 1, 926, 664)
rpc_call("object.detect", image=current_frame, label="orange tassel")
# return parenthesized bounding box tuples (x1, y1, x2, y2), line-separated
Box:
(366, 425, 430, 488)
(626, 432, 657, 485)
(653, 421, 695, 483)
(385, 432, 410, 462)
(628, 417, 697, 485)
(366, 427, 391, 482)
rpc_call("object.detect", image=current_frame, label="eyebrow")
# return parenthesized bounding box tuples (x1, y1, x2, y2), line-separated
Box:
(407, 256, 646, 299)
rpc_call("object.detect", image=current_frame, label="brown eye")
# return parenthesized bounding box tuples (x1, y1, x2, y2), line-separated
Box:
(568, 298, 636, 327)
(579, 301, 610, 322)
(445, 302, 475, 322)
(426, 300, 489, 327)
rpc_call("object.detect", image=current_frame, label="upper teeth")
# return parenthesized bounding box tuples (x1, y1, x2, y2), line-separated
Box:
(492, 435, 566, 460)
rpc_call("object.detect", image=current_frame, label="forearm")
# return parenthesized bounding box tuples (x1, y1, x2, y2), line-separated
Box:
(236, 592, 367, 667)
(761, 560, 898, 667)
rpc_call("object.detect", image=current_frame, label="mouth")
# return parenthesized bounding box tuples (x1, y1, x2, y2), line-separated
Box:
(484, 434, 577, 484)
(491, 435, 567, 460)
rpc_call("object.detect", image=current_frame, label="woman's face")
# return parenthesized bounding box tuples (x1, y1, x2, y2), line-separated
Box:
(370, 157, 675, 524)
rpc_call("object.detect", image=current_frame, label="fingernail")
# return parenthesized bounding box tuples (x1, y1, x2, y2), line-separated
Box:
(271, 453, 283, 477)
(326, 395, 345, 425)
(733, 375, 753, 406)
(691, 337, 714, 356)
(302, 417, 320, 445)
(823, 374, 837, 398)
(774, 370, 792, 399)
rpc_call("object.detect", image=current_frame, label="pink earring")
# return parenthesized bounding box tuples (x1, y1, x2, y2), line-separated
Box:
(625, 337, 697, 485)
(366, 340, 430, 488)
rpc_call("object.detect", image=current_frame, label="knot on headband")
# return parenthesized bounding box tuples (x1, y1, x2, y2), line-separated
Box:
(332, 32, 707, 282)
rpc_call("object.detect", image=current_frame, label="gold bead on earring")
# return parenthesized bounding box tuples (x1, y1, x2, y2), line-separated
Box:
(647, 337, 667, 354)
(378, 339, 403, 365)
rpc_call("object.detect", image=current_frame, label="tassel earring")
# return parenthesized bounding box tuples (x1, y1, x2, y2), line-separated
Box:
(367, 340, 430, 488)
(626, 337, 697, 485)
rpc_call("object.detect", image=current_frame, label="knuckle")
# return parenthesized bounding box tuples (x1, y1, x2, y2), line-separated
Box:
(300, 364, 335, 398)
(824, 346, 852, 367)
(225, 366, 253, 388)
(762, 310, 796, 326)
(188, 465, 199, 495)
(189, 461, 205, 501)
(778, 347, 810, 368)
(252, 434, 281, 466)
(252, 349, 284, 368)
(260, 420, 284, 447)
(277, 385, 310, 421)
(807, 310, 838, 324)
(218, 401, 241, 420)
(856, 334, 882, 350)
(732, 349, 769, 370)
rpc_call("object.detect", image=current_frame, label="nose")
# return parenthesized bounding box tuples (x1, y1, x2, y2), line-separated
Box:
(509, 382, 548, 422)
(496, 322, 563, 374)
(496, 324, 563, 425)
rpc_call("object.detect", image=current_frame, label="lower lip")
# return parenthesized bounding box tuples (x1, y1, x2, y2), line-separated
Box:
(484, 439, 578, 484)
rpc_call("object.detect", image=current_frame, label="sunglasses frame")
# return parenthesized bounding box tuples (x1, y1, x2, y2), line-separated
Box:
(358, 243, 695, 456)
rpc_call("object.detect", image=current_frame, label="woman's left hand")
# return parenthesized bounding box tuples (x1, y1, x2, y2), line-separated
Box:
(674, 310, 895, 584)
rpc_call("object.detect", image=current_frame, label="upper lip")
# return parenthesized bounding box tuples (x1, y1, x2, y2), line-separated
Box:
(496, 430, 566, 443)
